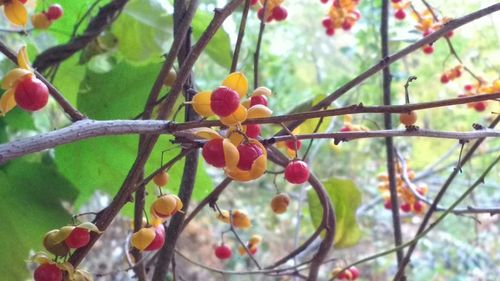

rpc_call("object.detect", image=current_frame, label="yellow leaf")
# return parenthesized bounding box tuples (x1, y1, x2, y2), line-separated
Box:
(4, 0, 28, 27)
(1, 68, 31, 89)
(0, 88, 16, 115)
(17, 46, 31, 70)
(222, 72, 248, 98)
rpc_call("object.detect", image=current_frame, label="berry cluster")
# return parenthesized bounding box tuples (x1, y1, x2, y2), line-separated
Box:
(391, 0, 409, 21)
(191, 72, 272, 182)
(130, 170, 183, 252)
(238, 234, 262, 255)
(332, 266, 360, 280)
(320, 0, 361, 37)
(31, 222, 100, 281)
(1, 47, 49, 115)
(32, 4, 64, 30)
(377, 162, 428, 214)
(440, 65, 462, 84)
(460, 80, 499, 112)
(252, 0, 288, 22)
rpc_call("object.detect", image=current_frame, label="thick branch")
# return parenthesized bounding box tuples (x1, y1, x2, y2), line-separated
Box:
(32, 0, 129, 72)
(381, 0, 405, 267)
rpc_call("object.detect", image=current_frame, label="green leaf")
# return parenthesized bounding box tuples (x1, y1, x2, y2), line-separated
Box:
(55, 62, 212, 216)
(0, 160, 78, 280)
(307, 177, 362, 248)
(192, 10, 232, 69)
(111, 0, 173, 63)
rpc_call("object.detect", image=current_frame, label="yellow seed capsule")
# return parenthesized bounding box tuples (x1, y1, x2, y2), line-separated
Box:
(31, 13, 52, 30)
(151, 194, 183, 219)
(163, 69, 177, 87)
(153, 171, 169, 187)
(270, 193, 290, 214)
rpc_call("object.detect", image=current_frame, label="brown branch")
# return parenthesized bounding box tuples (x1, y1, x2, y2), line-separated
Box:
(393, 115, 500, 280)
(381, 0, 405, 269)
(230, 0, 251, 72)
(274, 3, 500, 136)
(253, 0, 268, 88)
(32, 0, 129, 72)
(0, 41, 85, 121)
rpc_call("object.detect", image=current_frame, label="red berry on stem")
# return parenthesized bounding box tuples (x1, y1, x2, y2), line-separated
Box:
(395, 9, 406, 20)
(400, 202, 412, 213)
(272, 6, 288, 21)
(210, 86, 240, 117)
(340, 126, 352, 132)
(320, 0, 329, 3)
(391, 0, 402, 3)
(250, 95, 268, 107)
(202, 139, 225, 168)
(237, 143, 263, 171)
(14, 76, 49, 112)
(422, 45, 434, 54)
(464, 84, 473, 92)
(422, 29, 433, 37)
(257, 8, 273, 22)
(18, 0, 28, 3)
(246, 124, 261, 138)
(326, 28, 335, 36)
(473, 101, 486, 112)
(384, 200, 392, 210)
(446, 30, 453, 38)
(286, 139, 302, 150)
(145, 225, 166, 251)
(34, 263, 63, 281)
(341, 20, 352, 31)
(215, 244, 232, 260)
(65, 227, 90, 249)
(349, 266, 360, 279)
(284, 160, 309, 184)
(322, 18, 333, 28)
(413, 201, 424, 213)
(250, 0, 259, 5)
(46, 4, 63, 21)
(440, 74, 450, 84)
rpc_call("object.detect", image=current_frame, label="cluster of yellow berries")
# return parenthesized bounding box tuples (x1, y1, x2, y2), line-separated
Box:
(377, 161, 428, 214)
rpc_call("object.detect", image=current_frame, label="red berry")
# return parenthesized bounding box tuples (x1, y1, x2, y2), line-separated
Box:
(340, 126, 352, 132)
(246, 124, 261, 138)
(65, 227, 90, 249)
(326, 28, 335, 36)
(286, 139, 302, 150)
(400, 202, 412, 213)
(250, 95, 268, 107)
(284, 160, 309, 184)
(422, 45, 434, 54)
(18, 0, 28, 3)
(341, 20, 352, 31)
(384, 200, 392, 210)
(395, 9, 406, 20)
(422, 29, 433, 37)
(202, 139, 225, 168)
(473, 101, 486, 112)
(391, 0, 402, 3)
(337, 270, 352, 280)
(322, 18, 333, 28)
(413, 201, 424, 213)
(46, 4, 63, 21)
(440, 74, 450, 84)
(333, 0, 340, 7)
(145, 225, 166, 251)
(349, 266, 360, 279)
(250, 0, 259, 5)
(237, 143, 263, 171)
(464, 84, 473, 92)
(446, 30, 453, 38)
(272, 6, 288, 21)
(34, 263, 62, 281)
(320, 0, 329, 3)
(257, 8, 273, 22)
(14, 76, 49, 112)
(210, 86, 240, 117)
(215, 244, 232, 260)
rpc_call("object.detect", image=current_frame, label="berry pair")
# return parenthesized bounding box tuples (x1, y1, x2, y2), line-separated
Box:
(43, 222, 100, 257)
(252, 0, 288, 22)
(32, 4, 64, 30)
(321, 0, 361, 37)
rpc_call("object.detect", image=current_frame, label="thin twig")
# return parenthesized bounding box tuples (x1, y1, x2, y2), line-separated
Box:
(230, 0, 251, 73)
(253, 0, 269, 89)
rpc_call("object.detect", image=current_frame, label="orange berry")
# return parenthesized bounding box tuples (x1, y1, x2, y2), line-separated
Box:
(270, 193, 290, 214)
(153, 171, 169, 187)
(399, 111, 417, 126)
